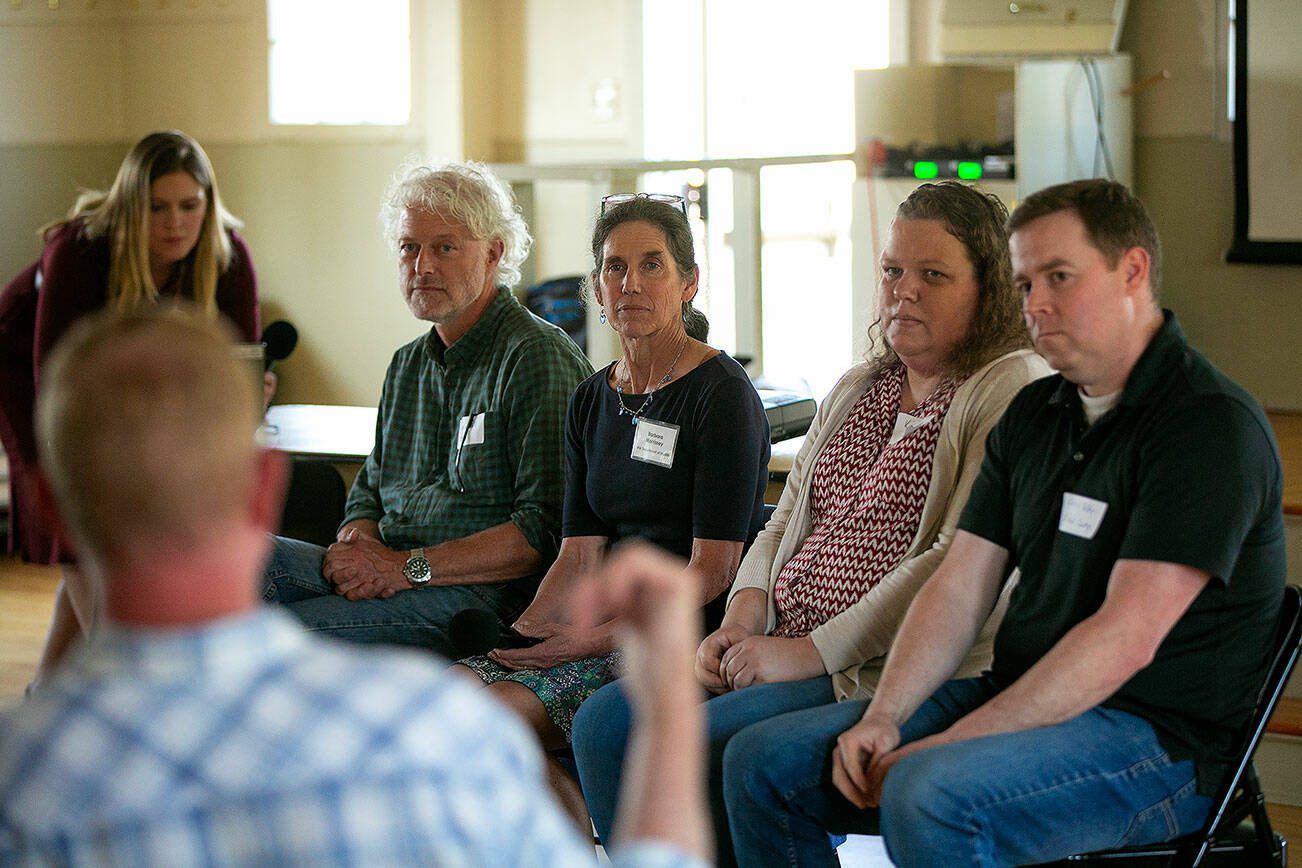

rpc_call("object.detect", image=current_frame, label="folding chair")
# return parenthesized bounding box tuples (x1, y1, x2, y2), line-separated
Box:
(1032, 584, 1301, 867)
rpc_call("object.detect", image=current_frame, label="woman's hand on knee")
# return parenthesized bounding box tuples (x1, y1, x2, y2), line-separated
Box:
(695, 625, 749, 693)
(719, 635, 825, 691)
(489, 622, 603, 670)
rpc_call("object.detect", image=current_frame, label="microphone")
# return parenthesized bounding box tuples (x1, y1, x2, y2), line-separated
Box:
(261, 320, 298, 371)
(448, 608, 504, 658)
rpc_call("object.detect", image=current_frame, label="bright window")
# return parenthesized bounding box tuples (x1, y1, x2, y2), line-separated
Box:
(757, 160, 859, 396)
(643, 0, 889, 397)
(700, 0, 887, 159)
(268, 0, 411, 126)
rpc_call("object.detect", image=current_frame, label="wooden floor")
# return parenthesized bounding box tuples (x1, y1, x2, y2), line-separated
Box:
(0, 557, 58, 710)
(2, 554, 1300, 848)
(1269, 411, 1302, 515)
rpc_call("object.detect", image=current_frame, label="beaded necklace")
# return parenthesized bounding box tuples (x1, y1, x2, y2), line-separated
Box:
(615, 342, 686, 426)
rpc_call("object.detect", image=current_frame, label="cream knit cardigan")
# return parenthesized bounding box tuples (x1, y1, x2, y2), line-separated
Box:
(728, 348, 1052, 701)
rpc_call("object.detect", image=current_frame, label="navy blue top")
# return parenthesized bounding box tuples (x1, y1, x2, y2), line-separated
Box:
(562, 352, 770, 561)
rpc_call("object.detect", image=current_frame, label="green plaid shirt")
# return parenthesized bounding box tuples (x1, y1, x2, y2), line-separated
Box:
(344, 287, 592, 560)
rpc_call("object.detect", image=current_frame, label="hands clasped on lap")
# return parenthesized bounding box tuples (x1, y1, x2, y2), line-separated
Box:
(832, 715, 960, 808)
(323, 526, 407, 601)
(831, 716, 903, 809)
(695, 627, 825, 693)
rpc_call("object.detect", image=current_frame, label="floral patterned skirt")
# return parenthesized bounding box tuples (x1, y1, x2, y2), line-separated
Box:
(459, 651, 622, 740)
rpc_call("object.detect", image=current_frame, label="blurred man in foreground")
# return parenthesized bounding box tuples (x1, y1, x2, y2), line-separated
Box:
(0, 306, 707, 867)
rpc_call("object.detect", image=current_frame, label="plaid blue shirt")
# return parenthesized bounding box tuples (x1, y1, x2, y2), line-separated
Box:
(0, 609, 701, 867)
(344, 287, 593, 558)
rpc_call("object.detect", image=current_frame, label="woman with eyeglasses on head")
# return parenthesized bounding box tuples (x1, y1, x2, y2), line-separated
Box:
(571, 181, 1053, 865)
(0, 130, 260, 684)
(451, 192, 771, 830)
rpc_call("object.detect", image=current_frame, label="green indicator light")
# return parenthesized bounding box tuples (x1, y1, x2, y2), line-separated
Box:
(913, 161, 939, 180)
(957, 161, 982, 180)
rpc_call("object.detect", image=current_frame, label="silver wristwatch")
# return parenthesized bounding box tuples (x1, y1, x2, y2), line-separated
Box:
(403, 548, 432, 587)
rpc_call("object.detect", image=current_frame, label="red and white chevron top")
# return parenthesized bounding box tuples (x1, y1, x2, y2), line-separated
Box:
(772, 364, 958, 639)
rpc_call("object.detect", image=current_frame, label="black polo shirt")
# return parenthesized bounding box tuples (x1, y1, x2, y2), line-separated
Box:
(960, 311, 1286, 793)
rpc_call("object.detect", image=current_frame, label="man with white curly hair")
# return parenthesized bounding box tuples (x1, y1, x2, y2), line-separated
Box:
(263, 161, 592, 658)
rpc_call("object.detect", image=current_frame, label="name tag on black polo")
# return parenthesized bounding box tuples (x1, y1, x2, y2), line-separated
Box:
(1059, 492, 1108, 539)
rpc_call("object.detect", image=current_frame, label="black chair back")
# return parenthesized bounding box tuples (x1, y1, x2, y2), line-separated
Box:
(1179, 583, 1301, 867)
(1034, 584, 1301, 868)
(277, 460, 347, 547)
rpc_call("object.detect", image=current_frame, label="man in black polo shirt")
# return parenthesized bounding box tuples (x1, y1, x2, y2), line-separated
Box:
(722, 179, 1286, 867)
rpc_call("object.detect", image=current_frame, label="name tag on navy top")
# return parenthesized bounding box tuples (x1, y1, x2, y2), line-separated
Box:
(1059, 492, 1108, 539)
(630, 418, 680, 468)
(457, 412, 486, 448)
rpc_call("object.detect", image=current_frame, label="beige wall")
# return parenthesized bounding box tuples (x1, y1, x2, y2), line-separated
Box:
(523, 0, 642, 163)
(0, 0, 464, 408)
(0, 2, 268, 145)
(854, 66, 1015, 145)
(207, 141, 428, 406)
(462, 0, 526, 162)
(1120, 0, 1300, 412)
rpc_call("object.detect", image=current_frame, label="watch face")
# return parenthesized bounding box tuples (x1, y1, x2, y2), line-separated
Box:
(404, 555, 432, 585)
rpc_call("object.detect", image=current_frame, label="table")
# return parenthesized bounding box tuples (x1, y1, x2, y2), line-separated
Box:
(264, 404, 376, 464)
(262, 406, 1301, 517)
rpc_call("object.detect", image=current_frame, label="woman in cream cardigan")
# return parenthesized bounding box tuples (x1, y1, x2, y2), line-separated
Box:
(572, 181, 1051, 865)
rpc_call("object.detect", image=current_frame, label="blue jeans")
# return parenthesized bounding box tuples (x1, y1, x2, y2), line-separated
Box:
(571, 675, 835, 868)
(261, 535, 535, 658)
(723, 676, 1213, 868)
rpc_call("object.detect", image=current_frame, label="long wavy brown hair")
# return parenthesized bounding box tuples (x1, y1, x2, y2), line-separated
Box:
(863, 181, 1029, 380)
